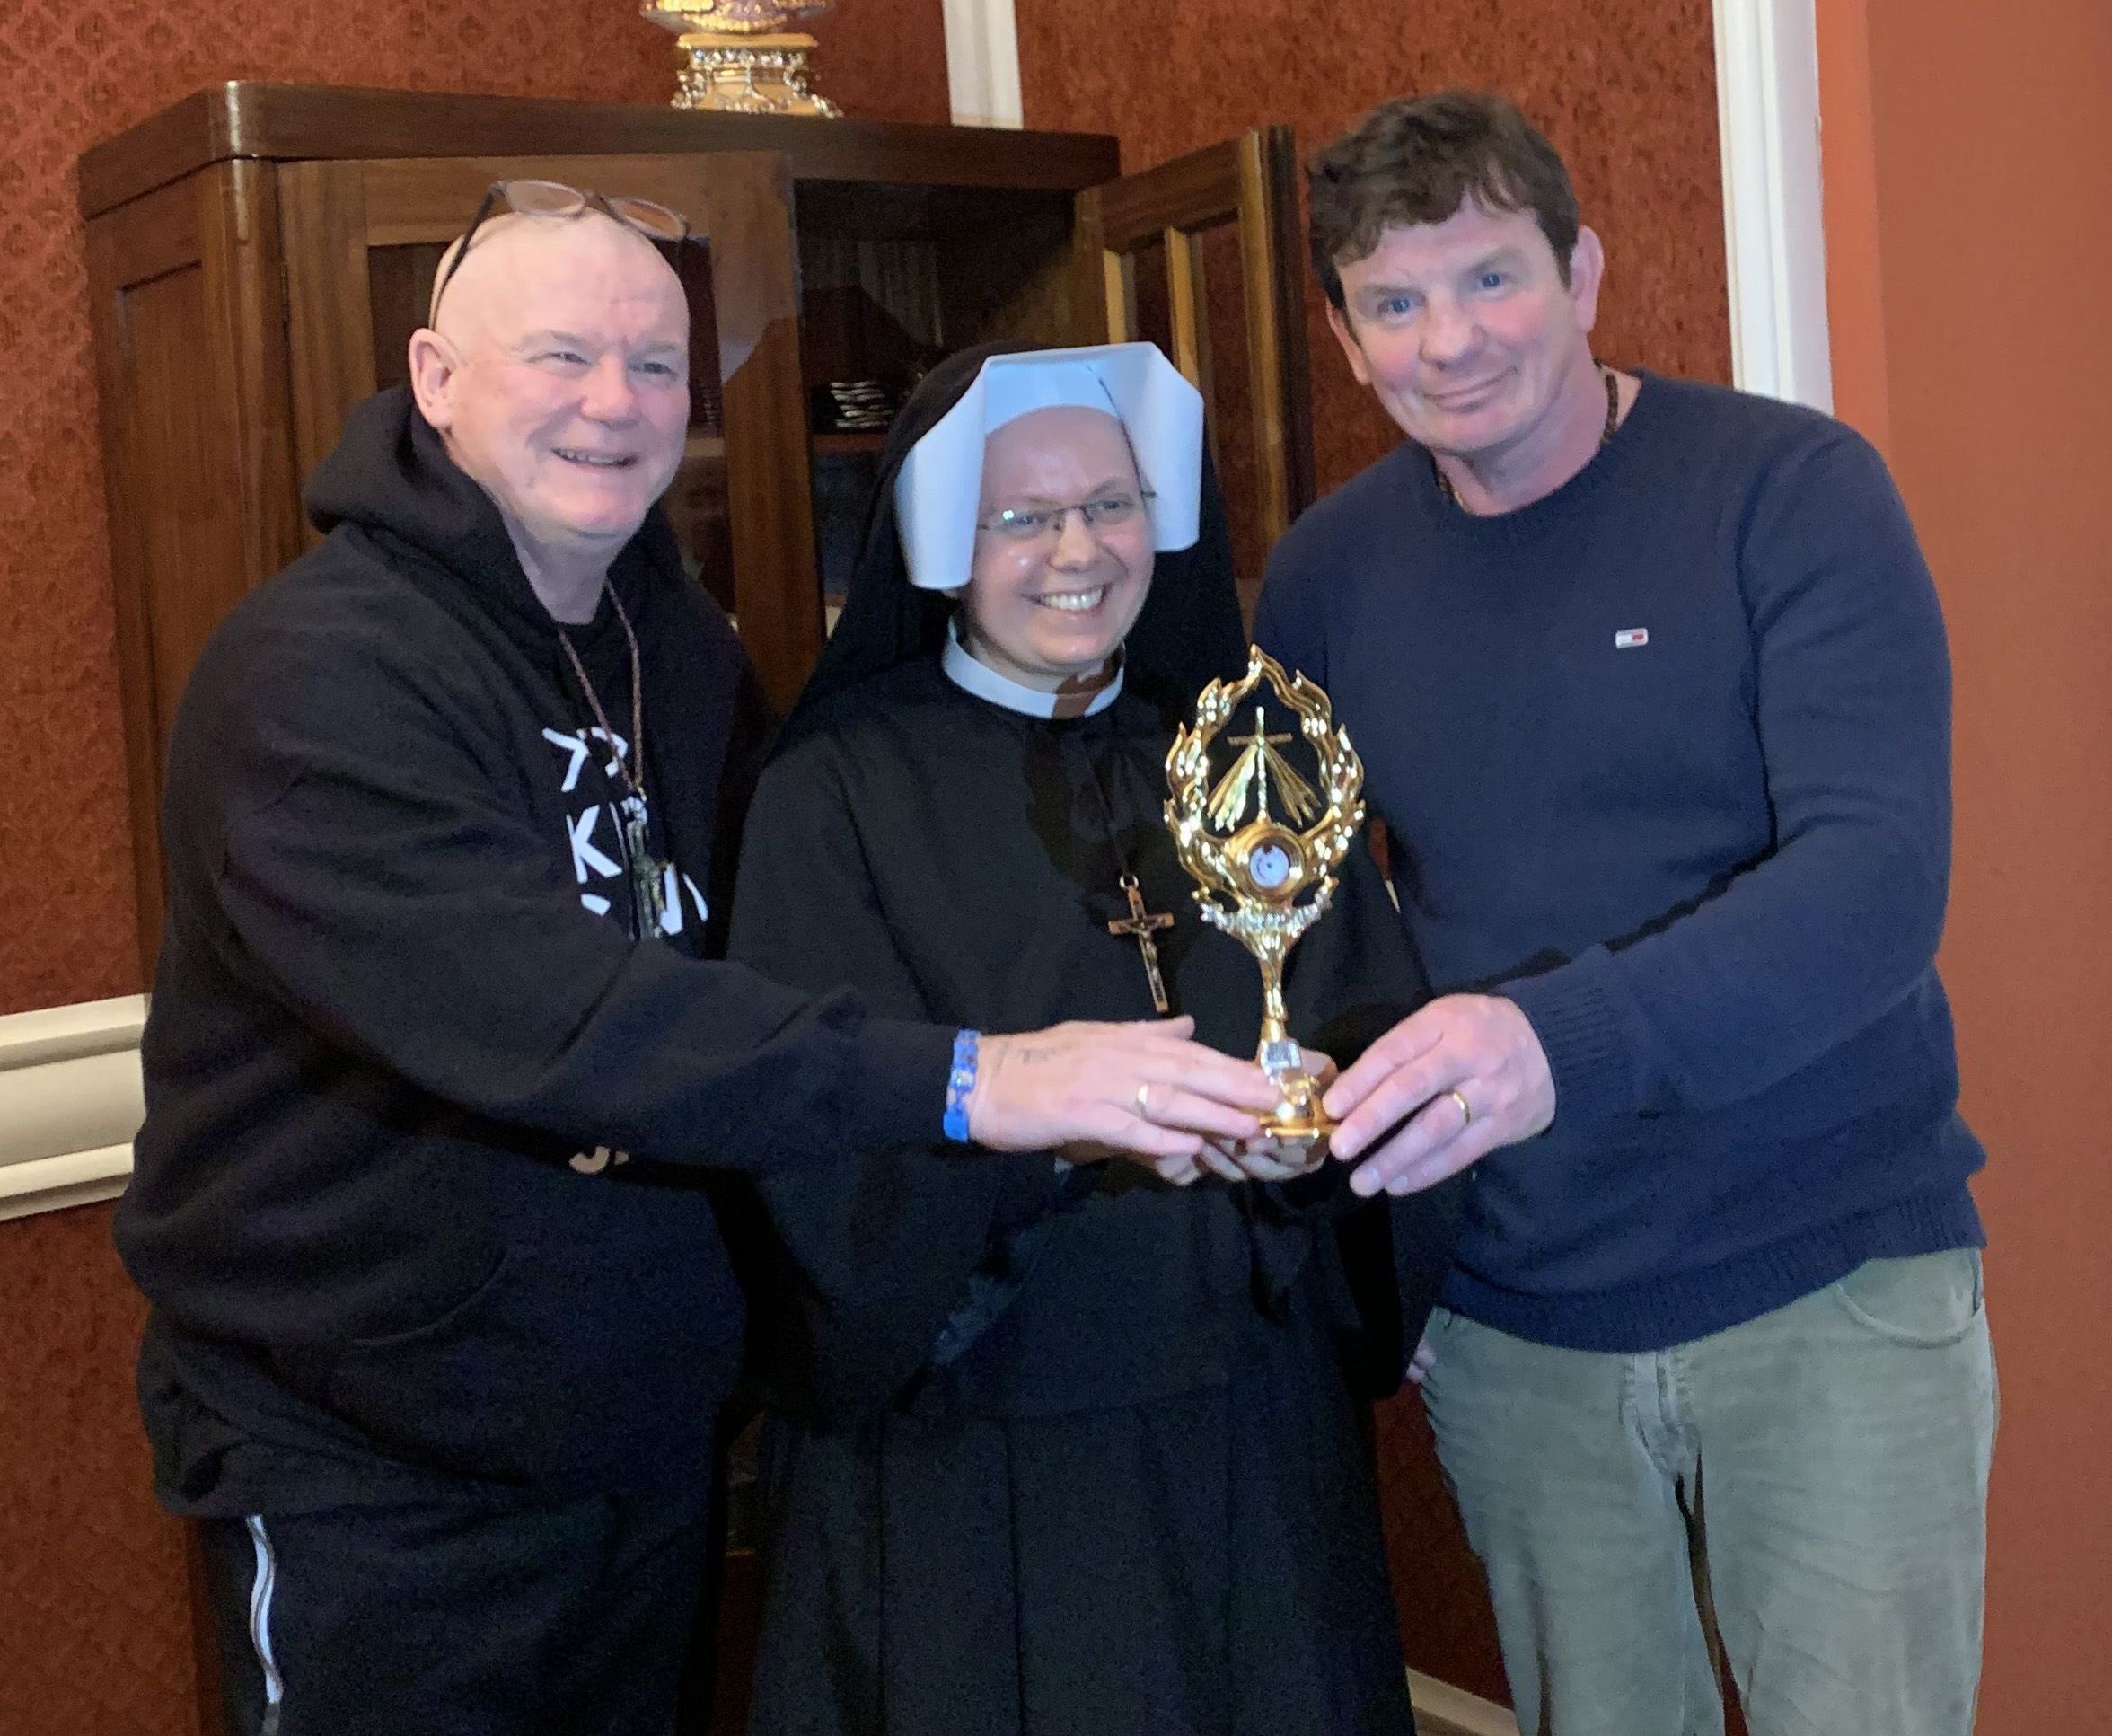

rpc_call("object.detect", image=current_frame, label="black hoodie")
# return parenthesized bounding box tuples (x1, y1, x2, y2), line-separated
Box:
(115, 388, 954, 1511)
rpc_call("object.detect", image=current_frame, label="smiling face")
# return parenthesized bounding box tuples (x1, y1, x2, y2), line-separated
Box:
(1327, 196, 1604, 474)
(955, 405, 1155, 692)
(409, 212, 690, 583)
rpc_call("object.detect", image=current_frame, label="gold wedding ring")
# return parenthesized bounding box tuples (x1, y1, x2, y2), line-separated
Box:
(1448, 1088, 1474, 1128)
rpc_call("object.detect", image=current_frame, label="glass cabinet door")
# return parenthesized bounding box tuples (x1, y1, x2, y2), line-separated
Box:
(278, 150, 821, 711)
(788, 178, 1084, 630)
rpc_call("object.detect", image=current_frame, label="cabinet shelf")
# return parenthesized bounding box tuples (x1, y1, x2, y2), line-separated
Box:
(813, 430, 887, 455)
(689, 431, 885, 461)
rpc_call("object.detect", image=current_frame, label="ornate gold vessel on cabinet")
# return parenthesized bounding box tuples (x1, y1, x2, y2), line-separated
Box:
(641, 0, 841, 116)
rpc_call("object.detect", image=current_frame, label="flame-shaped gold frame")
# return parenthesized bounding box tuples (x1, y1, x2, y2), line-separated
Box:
(1166, 646, 1366, 1158)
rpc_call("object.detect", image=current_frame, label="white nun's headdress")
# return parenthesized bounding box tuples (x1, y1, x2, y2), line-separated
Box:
(893, 342, 1205, 591)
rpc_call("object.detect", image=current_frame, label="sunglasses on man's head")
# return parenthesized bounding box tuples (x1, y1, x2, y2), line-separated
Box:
(427, 179, 692, 322)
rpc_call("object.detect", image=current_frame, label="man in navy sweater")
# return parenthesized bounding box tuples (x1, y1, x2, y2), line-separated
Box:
(1257, 93, 1993, 1736)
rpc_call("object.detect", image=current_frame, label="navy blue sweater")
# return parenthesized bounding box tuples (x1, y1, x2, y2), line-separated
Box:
(1256, 375, 1984, 1352)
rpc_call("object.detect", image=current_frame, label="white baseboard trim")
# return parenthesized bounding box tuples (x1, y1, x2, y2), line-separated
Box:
(0, 995, 145, 1223)
(1409, 1670, 1519, 1736)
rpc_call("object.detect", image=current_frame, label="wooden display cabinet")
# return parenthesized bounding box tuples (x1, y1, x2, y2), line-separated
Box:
(81, 85, 1314, 974)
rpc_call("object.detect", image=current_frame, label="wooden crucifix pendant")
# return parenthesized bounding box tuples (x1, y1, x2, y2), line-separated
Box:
(1107, 873, 1175, 1014)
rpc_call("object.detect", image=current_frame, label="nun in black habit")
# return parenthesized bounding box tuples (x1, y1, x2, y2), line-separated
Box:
(726, 340, 1464, 1736)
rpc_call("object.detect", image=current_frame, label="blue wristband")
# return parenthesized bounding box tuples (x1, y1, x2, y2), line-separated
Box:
(943, 1029, 980, 1143)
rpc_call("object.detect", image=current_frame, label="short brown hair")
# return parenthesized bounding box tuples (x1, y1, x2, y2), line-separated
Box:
(1308, 92, 1580, 309)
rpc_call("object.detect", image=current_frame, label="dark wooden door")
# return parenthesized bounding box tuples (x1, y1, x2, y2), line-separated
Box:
(1073, 128, 1316, 613)
(84, 160, 307, 970)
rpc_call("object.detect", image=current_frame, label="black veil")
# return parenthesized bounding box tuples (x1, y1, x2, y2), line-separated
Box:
(775, 340, 1250, 752)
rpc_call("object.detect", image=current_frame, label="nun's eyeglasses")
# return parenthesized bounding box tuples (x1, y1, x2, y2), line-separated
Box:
(977, 491, 1153, 544)
(428, 180, 691, 321)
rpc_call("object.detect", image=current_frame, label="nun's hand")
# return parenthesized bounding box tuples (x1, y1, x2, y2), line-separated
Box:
(969, 1018, 1275, 1161)
(1054, 1140, 1202, 1186)
(1196, 1134, 1311, 1184)
(1196, 1047, 1337, 1182)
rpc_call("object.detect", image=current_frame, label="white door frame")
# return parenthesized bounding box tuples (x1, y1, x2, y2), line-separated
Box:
(940, 0, 1023, 128)
(1713, 0, 1835, 409)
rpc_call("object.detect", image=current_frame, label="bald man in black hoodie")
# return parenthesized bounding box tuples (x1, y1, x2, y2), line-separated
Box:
(117, 189, 1278, 1736)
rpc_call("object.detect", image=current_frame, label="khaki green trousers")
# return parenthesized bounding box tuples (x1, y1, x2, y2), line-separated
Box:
(1421, 1250, 1996, 1736)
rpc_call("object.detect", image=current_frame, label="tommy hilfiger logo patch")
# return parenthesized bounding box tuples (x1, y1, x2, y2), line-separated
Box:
(1614, 627, 1650, 649)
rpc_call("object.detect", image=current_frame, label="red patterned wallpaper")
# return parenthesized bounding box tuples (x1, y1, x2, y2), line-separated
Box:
(1017, 0, 1732, 498)
(805, 0, 952, 129)
(0, 1203, 195, 1735)
(1018, 0, 1730, 1705)
(0, 4, 944, 1732)
(0, 0, 946, 1025)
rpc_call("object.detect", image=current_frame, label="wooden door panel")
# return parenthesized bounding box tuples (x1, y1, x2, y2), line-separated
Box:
(355, 153, 732, 241)
(696, 154, 820, 714)
(277, 158, 381, 522)
(1074, 128, 1316, 587)
(277, 151, 819, 712)
(85, 160, 295, 972)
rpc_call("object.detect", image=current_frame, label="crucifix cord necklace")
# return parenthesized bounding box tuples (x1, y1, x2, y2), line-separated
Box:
(1078, 747, 1175, 1016)
(556, 585, 671, 938)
